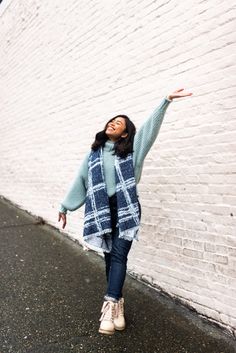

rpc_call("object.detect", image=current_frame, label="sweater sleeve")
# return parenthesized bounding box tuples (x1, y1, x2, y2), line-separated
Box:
(59, 152, 89, 213)
(133, 97, 171, 168)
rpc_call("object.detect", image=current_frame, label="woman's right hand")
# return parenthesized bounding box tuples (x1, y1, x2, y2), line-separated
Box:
(58, 212, 67, 229)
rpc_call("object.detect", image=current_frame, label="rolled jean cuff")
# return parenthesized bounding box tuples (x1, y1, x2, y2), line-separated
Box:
(104, 295, 118, 303)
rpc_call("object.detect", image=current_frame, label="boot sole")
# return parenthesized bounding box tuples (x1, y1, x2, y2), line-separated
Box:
(98, 328, 115, 335)
(114, 325, 125, 331)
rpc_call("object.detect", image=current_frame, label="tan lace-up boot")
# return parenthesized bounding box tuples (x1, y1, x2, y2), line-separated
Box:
(99, 301, 116, 335)
(114, 297, 126, 331)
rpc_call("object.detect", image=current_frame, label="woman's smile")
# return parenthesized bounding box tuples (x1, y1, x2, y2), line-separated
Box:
(107, 125, 115, 132)
(105, 117, 128, 141)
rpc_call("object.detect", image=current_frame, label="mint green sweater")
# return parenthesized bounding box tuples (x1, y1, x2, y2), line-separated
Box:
(60, 97, 171, 214)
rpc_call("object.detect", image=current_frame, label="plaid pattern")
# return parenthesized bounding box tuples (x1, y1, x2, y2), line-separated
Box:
(83, 148, 140, 252)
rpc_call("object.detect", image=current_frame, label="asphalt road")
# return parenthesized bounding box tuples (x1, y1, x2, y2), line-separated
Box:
(0, 197, 235, 353)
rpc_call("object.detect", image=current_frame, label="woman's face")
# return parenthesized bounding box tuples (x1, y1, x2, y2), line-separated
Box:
(105, 117, 128, 142)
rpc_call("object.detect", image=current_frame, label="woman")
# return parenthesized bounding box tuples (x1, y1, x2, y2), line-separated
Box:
(58, 88, 193, 335)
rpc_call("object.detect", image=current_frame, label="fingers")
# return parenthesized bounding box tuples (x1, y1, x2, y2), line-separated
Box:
(182, 92, 193, 97)
(174, 90, 193, 98)
(174, 88, 193, 95)
(58, 212, 67, 229)
(62, 214, 67, 229)
(173, 88, 184, 93)
(62, 214, 66, 229)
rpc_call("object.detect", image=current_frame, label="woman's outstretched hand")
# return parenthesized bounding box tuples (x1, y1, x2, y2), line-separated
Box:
(58, 212, 67, 229)
(167, 88, 193, 101)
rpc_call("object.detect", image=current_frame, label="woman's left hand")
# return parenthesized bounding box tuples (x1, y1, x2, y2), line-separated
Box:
(167, 88, 193, 101)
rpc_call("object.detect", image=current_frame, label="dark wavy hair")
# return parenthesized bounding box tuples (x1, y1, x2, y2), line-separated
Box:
(91, 114, 136, 158)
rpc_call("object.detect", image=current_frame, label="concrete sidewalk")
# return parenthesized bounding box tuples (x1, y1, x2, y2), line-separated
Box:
(0, 197, 235, 353)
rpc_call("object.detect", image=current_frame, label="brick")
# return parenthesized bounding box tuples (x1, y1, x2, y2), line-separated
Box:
(228, 248, 236, 257)
(204, 242, 216, 253)
(182, 248, 204, 259)
(204, 252, 228, 265)
(183, 239, 204, 251)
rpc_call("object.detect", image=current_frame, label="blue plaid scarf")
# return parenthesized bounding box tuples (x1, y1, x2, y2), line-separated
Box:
(83, 147, 140, 252)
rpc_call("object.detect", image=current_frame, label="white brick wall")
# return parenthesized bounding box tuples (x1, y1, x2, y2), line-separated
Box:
(1, 0, 236, 335)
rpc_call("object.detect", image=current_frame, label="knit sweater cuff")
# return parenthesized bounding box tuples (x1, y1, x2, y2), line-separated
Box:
(59, 205, 67, 214)
(165, 95, 173, 102)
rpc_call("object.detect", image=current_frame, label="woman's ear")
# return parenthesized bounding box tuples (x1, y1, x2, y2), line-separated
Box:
(121, 132, 128, 138)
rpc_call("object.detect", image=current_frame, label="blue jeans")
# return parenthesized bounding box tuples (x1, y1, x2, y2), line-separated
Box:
(104, 194, 141, 302)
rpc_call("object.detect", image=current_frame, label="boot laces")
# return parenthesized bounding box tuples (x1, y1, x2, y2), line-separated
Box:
(99, 301, 116, 322)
